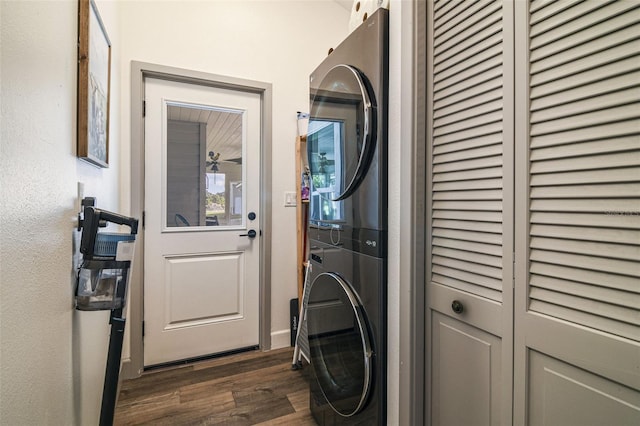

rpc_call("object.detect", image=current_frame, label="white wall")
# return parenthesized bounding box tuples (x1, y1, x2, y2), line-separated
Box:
(0, 0, 122, 424)
(117, 0, 350, 351)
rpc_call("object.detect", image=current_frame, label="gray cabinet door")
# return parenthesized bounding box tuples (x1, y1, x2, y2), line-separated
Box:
(426, 1, 640, 424)
(514, 1, 640, 424)
(425, 1, 515, 424)
(430, 309, 503, 426)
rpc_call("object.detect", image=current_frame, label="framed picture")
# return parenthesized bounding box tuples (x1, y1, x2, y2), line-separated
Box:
(77, 0, 111, 167)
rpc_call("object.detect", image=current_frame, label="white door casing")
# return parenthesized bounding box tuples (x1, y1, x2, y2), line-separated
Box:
(143, 77, 262, 367)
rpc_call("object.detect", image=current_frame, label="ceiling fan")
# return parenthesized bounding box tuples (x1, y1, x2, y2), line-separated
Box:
(206, 151, 242, 172)
(206, 151, 221, 171)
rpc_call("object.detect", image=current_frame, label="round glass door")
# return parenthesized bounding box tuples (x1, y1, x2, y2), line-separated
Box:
(307, 64, 376, 205)
(306, 272, 372, 417)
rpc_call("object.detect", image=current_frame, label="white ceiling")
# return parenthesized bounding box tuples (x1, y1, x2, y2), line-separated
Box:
(168, 105, 243, 165)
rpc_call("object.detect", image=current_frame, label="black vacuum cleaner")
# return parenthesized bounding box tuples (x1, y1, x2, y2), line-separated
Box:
(76, 197, 138, 426)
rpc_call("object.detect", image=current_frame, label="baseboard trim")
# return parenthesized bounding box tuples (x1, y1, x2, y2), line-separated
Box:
(270, 329, 291, 350)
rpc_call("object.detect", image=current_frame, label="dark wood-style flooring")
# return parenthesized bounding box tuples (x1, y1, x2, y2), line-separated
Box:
(114, 347, 317, 425)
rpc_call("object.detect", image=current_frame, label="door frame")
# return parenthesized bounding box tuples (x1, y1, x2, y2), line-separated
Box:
(406, 1, 426, 425)
(123, 61, 272, 379)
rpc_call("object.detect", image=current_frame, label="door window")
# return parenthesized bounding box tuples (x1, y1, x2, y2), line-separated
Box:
(165, 103, 244, 229)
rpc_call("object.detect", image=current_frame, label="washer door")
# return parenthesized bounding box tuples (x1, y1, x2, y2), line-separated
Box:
(306, 272, 373, 417)
(308, 64, 376, 204)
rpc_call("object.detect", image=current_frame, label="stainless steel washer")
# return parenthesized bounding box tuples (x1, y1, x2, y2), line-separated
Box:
(306, 9, 388, 425)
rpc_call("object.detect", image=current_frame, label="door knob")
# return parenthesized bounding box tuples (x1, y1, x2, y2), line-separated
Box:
(239, 229, 257, 239)
(451, 300, 464, 314)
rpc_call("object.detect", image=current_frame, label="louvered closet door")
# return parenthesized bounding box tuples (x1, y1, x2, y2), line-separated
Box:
(426, 1, 514, 425)
(514, 1, 640, 424)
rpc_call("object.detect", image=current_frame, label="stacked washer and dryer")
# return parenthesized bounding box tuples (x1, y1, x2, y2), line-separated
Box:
(304, 8, 388, 425)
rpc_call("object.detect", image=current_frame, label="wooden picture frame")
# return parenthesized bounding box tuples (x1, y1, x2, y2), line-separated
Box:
(77, 0, 111, 167)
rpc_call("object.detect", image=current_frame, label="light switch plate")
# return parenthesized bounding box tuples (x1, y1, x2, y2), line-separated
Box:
(284, 191, 297, 207)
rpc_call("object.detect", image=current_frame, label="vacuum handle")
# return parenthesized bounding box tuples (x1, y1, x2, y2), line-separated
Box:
(98, 209, 139, 235)
(80, 205, 139, 257)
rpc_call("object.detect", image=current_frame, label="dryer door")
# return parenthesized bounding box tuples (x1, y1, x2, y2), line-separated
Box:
(308, 64, 376, 205)
(306, 272, 373, 417)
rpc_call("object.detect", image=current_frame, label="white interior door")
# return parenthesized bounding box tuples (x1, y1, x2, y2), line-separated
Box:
(143, 77, 261, 367)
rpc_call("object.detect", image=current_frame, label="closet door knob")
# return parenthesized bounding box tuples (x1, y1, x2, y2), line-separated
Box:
(451, 300, 464, 314)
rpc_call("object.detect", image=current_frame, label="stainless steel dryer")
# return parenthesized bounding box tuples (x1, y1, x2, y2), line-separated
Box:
(305, 8, 388, 425)
(307, 8, 388, 244)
